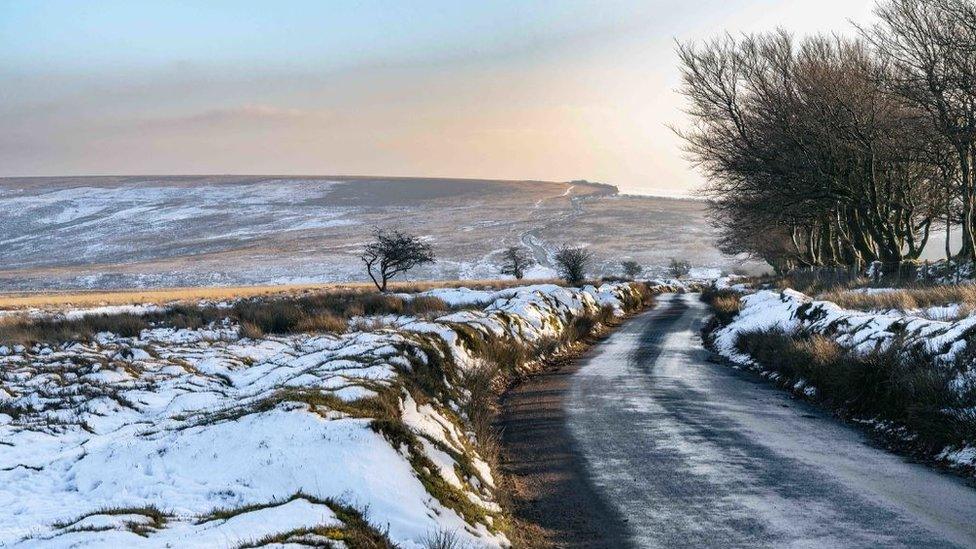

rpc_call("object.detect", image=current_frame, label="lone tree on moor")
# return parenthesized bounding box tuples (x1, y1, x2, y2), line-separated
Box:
(621, 260, 643, 280)
(361, 228, 435, 292)
(500, 246, 535, 279)
(554, 246, 592, 285)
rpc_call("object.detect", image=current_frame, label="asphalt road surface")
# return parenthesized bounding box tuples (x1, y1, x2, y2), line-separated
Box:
(501, 293, 976, 548)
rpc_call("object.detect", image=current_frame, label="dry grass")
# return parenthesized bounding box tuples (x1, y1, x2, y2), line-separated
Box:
(0, 291, 449, 347)
(0, 278, 566, 311)
(0, 280, 493, 347)
(820, 285, 976, 313)
(0, 313, 149, 347)
(422, 529, 465, 549)
(0, 284, 328, 310)
(294, 313, 349, 334)
(52, 506, 168, 537)
(701, 287, 743, 329)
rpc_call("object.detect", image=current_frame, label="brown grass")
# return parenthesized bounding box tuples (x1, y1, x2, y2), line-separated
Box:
(0, 281, 491, 347)
(0, 313, 149, 347)
(0, 278, 565, 311)
(294, 313, 349, 334)
(701, 287, 742, 327)
(820, 285, 976, 314)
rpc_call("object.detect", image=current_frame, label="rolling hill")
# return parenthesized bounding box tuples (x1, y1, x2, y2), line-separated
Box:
(0, 176, 732, 290)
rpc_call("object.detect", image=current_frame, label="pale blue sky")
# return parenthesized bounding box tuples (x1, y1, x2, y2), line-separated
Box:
(0, 1, 875, 194)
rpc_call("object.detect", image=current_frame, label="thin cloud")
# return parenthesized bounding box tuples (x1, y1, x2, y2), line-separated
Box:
(132, 104, 335, 132)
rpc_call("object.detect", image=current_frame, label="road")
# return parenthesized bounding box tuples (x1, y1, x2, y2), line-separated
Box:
(501, 293, 976, 548)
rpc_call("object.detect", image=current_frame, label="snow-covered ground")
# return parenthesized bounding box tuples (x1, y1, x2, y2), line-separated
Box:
(0, 176, 740, 290)
(0, 282, 647, 548)
(711, 288, 976, 471)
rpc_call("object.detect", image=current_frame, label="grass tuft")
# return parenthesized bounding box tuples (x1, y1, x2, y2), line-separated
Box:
(222, 493, 394, 548)
(52, 505, 167, 537)
(423, 529, 466, 549)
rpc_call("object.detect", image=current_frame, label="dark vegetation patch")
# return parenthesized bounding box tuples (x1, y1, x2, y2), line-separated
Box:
(171, 385, 397, 429)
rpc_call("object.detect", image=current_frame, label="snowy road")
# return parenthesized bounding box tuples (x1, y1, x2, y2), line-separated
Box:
(505, 293, 976, 548)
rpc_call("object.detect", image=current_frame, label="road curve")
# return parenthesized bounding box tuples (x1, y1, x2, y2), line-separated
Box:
(502, 293, 976, 548)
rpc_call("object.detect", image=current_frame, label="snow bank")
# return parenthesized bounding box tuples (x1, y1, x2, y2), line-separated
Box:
(713, 289, 976, 368)
(0, 282, 649, 548)
(712, 289, 976, 471)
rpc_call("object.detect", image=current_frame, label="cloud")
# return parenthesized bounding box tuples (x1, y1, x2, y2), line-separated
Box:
(133, 104, 335, 132)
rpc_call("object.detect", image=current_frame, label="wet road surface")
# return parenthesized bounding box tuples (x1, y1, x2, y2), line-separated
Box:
(502, 293, 976, 548)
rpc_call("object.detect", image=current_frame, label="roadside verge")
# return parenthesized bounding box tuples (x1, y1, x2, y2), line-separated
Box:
(700, 286, 976, 478)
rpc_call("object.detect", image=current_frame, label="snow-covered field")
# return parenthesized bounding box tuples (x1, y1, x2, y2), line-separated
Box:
(0, 176, 737, 290)
(0, 282, 648, 547)
(711, 288, 976, 471)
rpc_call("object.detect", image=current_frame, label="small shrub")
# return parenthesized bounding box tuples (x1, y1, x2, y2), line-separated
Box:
(500, 246, 534, 280)
(667, 258, 691, 278)
(554, 246, 592, 286)
(621, 260, 643, 280)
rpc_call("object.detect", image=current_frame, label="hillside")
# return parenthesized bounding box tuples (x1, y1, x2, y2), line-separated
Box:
(0, 176, 730, 290)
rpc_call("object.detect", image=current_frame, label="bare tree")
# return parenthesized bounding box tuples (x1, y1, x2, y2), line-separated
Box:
(676, 30, 943, 271)
(863, 0, 976, 258)
(500, 246, 534, 279)
(554, 246, 592, 285)
(360, 228, 435, 292)
(668, 258, 692, 279)
(621, 260, 643, 280)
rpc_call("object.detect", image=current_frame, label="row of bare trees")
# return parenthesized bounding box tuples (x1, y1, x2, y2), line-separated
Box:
(678, 0, 976, 273)
(360, 228, 629, 291)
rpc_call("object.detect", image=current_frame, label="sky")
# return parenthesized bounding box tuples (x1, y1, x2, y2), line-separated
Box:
(0, 0, 876, 196)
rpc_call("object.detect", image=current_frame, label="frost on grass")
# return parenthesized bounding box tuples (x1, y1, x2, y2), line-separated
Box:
(0, 282, 649, 548)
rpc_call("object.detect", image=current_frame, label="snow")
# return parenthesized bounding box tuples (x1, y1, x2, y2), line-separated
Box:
(712, 287, 976, 472)
(63, 304, 163, 320)
(713, 289, 976, 366)
(688, 267, 723, 279)
(0, 281, 648, 547)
